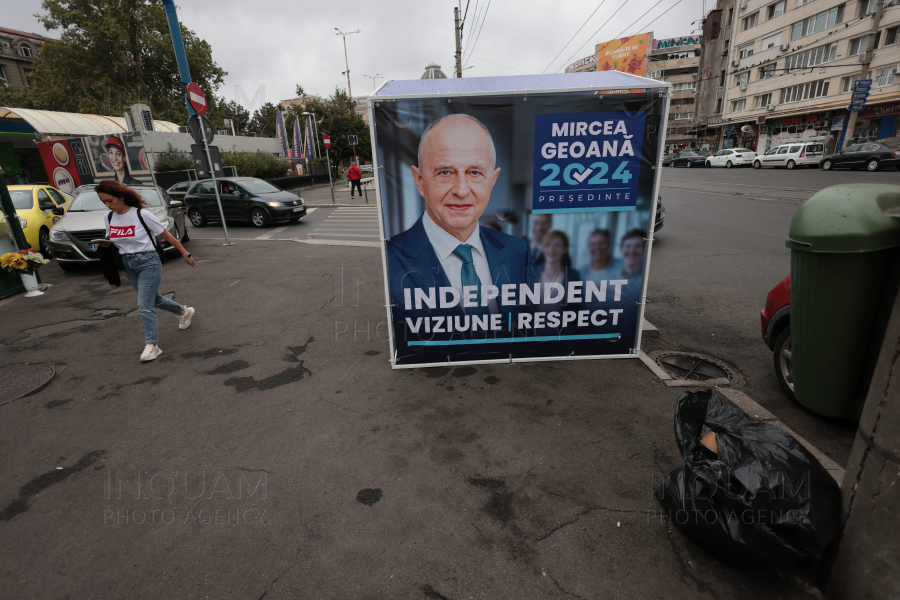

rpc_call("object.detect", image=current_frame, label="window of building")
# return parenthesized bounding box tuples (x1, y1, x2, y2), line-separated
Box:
(755, 93, 773, 108)
(739, 44, 755, 59)
(849, 34, 880, 55)
(23, 69, 35, 86)
(671, 82, 697, 91)
(0, 65, 7, 87)
(19, 44, 34, 58)
(719, 70, 726, 87)
(768, 0, 786, 19)
(785, 42, 837, 70)
(674, 112, 694, 120)
(858, 0, 877, 19)
(647, 70, 663, 79)
(796, 0, 814, 6)
(716, 97, 723, 113)
(760, 63, 777, 78)
(841, 74, 860, 92)
(886, 26, 900, 47)
(727, 7, 734, 27)
(734, 72, 750, 87)
(780, 78, 830, 103)
(743, 12, 760, 30)
(762, 32, 783, 49)
(791, 5, 844, 40)
(874, 65, 897, 88)
(732, 99, 747, 112)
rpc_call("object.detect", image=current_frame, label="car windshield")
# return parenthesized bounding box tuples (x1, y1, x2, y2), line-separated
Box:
(881, 139, 900, 150)
(10, 190, 34, 210)
(238, 179, 281, 194)
(68, 188, 164, 211)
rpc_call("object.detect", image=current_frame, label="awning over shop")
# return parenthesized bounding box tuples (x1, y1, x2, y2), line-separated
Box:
(0, 107, 181, 138)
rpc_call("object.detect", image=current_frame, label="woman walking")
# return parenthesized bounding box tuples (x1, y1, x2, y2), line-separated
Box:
(96, 180, 195, 362)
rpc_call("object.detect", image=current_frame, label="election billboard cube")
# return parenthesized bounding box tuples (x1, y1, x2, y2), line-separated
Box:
(369, 73, 669, 368)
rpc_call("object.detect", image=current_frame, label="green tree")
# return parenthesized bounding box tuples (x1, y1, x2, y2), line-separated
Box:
(0, 0, 226, 124)
(300, 87, 371, 167)
(249, 102, 280, 138)
(207, 96, 251, 135)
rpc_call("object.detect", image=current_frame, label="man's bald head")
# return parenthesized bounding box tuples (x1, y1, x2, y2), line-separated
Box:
(417, 114, 497, 170)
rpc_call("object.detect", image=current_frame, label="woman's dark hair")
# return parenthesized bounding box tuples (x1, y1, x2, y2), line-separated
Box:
(95, 180, 147, 208)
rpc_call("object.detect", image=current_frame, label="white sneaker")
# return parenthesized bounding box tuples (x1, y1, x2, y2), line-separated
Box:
(140, 344, 162, 362)
(179, 307, 195, 330)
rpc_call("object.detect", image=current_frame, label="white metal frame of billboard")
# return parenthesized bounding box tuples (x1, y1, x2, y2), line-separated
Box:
(366, 76, 671, 369)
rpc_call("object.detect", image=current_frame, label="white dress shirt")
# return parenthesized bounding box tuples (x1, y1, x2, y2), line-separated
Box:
(422, 211, 497, 313)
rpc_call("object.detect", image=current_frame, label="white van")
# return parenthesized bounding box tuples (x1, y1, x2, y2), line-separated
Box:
(752, 142, 826, 169)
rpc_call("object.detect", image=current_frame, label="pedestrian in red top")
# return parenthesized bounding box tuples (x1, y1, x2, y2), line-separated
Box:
(347, 161, 363, 197)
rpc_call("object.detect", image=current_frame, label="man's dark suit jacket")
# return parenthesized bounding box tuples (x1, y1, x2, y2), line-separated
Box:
(386, 215, 534, 363)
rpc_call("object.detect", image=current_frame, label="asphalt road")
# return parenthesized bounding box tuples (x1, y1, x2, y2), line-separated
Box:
(645, 165, 900, 465)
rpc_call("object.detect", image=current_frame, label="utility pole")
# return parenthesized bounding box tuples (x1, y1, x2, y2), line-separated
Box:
(335, 28, 360, 100)
(841, 0, 884, 150)
(455, 7, 463, 78)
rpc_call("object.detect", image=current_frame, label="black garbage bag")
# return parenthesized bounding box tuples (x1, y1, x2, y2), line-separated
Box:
(656, 389, 841, 570)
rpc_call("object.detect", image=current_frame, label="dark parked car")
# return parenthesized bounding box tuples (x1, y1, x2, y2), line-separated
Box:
(760, 275, 793, 400)
(49, 185, 189, 271)
(820, 139, 900, 171)
(185, 177, 307, 228)
(654, 195, 666, 232)
(166, 181, 192, 202)
(670, 150, 710, 168)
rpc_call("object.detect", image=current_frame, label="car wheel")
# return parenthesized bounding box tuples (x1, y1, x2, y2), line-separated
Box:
(58, 260, 77, 272)
(188, 209, 207, 228)
(725, 160, 733, 169)
(866, 159, 880, 171)
(39, 227, 53, 259)
(250, 208, 269, 228)
(773, 326, 796, 402)
(753, 160, 761, 169)
(787, 160, 796, 170)
(821, 160, 833, 171)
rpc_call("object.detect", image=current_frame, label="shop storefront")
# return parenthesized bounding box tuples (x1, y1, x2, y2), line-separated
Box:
(836, 100, 900, 146)
(763, 113, 829, 152)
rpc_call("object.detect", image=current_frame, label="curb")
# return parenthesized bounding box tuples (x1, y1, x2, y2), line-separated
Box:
(638, 325, 845, 485)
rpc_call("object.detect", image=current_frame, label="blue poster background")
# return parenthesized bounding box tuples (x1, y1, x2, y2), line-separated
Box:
(532, 111, 645, 213)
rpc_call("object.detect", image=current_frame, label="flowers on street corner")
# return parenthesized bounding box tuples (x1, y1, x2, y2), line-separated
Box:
(1, 249, 50, 273)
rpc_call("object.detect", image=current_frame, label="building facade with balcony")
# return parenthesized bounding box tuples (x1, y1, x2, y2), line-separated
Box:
(714, 0, 900, 153)
(647, 36, 703, 152)
(0, 27, 45, 90)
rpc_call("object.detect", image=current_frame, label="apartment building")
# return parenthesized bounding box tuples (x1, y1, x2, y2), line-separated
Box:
(696, 0, 740, 149)
(0, 27, 45, 90)
(647, 35, 703, 152)
(717, 0, 900, 152)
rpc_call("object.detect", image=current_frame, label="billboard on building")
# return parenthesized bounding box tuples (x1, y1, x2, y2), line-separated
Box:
(596, 33, 650, 77)
(37, 133, 153, 193)
(370, 76, 667, 368)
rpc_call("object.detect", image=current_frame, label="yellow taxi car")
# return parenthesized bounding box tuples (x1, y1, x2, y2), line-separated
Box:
(8, 184, 73, 257)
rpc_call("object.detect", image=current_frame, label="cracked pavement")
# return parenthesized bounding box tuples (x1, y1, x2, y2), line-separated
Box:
(0, 238, 826, 599)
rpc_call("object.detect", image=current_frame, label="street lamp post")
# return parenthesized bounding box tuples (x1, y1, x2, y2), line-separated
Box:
(335, 28, 360, 99)
(363, 73, 383, 92)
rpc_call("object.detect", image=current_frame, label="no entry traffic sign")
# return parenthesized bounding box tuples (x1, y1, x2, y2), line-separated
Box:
(187, 82, 208, 115)
(323, 134, 331, 148)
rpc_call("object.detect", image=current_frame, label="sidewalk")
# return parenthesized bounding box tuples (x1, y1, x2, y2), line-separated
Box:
(297, 181, 378, 206)
(0, 240, 825, 599)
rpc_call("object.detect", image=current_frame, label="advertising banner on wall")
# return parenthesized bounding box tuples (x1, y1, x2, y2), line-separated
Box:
(596, 33, 650, 77)
(37, 132, 153, 193)
(370, 73, 667, 368)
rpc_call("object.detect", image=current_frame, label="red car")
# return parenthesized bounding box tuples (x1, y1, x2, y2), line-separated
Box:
(760, 275, 794, 400)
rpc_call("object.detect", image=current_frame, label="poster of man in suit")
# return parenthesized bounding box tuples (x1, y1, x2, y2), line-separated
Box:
(372, 86, 664, 367)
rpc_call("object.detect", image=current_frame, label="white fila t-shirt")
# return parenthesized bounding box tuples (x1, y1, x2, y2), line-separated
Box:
(105, 208, 166, 254)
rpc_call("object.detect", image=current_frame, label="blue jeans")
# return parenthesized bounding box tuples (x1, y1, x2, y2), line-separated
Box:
(122, 251, 184, 345)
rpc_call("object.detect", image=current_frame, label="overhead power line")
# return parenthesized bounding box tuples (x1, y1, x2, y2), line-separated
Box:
(554, 0, 634, 73)
(462, 0, 483, 57)
(464, 0, 493, 67)
(542, 1, 610, 74)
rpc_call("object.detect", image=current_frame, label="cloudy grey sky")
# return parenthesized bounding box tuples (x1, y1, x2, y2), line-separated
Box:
(7, 0, 704, 113)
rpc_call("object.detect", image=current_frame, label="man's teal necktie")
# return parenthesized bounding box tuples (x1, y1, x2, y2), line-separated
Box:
(452, 244, 486, 315)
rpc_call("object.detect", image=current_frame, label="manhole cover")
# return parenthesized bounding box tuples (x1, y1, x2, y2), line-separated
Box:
(649, 351, 745, 386)
(0, 364, 56, 406)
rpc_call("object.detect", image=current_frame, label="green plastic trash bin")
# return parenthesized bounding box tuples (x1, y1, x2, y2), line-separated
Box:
(786, 184, 900, 419)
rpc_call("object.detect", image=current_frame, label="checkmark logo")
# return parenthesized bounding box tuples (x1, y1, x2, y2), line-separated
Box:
(572, 168, 593, 183)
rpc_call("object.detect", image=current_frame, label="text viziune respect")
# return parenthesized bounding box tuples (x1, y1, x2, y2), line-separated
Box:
(402, 279, 630, 333)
